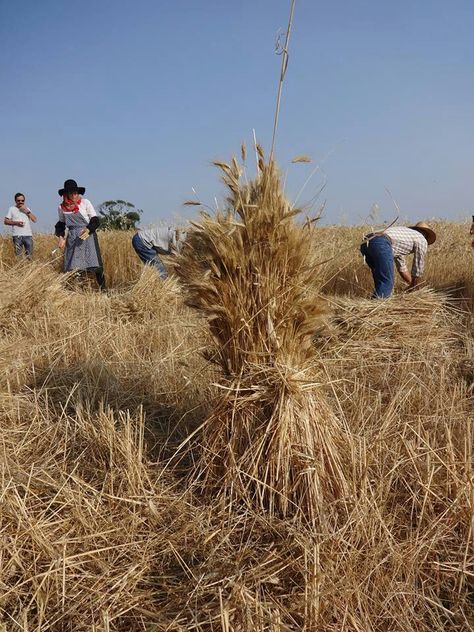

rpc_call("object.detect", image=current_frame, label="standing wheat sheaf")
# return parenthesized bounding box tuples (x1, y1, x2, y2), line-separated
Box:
(172, 148, 349, 524)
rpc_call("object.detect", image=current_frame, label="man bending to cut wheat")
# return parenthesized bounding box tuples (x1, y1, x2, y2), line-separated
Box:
(360, 221, 437, 298)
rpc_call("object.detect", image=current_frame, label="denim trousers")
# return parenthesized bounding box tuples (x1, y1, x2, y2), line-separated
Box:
(132, 232, 167, 279)
(360, 235, 394, 298)
(13, 236, 33, 259)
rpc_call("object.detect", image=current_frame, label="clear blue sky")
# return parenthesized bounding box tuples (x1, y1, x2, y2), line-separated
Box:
(1, 0, 473, 232)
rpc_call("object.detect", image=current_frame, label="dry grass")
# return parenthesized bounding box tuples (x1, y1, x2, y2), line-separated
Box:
(0, 192, 473, 629)
(0, 231, 142, 289)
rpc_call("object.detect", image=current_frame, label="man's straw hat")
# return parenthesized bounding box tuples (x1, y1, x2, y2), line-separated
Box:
(409, 221, 436, 245)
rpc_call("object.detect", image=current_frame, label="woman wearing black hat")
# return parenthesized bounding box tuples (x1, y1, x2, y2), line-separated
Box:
(54, 179, 106, 290)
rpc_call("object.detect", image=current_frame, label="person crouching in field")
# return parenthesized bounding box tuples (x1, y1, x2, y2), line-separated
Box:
(4, 192, 37, 259)
(360, 221, 436, 298)
(55, 179, 106, 290)
(132, 226, 183, 279)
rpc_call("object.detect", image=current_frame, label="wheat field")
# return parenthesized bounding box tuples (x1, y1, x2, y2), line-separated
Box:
(0, 208, 473, 630)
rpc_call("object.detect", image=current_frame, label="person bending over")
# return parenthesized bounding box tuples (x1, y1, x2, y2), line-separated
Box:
(132, 225, 183, 279)
(360, 221, 436, 298)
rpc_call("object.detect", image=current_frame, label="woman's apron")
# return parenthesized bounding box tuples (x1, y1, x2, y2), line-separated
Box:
(63, 212, 103, 272)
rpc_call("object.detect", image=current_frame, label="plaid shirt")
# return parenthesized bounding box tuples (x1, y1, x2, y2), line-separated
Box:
(383, 227, 428, 277)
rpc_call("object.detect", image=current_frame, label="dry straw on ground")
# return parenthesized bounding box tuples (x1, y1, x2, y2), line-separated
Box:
(0, 201, 472, 629)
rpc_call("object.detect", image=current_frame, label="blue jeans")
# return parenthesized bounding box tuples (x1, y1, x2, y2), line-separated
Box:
(132, 232, 167, 279)
(360, 235, 394, 298)
(13, 235, 33, 259)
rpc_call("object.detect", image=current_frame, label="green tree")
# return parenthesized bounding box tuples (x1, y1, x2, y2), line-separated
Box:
(97, 200, 142, 231)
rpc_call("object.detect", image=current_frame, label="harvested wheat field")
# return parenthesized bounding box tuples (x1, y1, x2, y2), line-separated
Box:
(0, 162, 473, 631)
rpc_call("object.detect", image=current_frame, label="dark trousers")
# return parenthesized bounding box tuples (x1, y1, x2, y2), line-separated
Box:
(360, 235, 394, 298)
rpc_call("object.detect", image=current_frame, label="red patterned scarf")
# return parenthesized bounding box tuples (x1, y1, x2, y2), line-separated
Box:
(60, 195, 81, 213)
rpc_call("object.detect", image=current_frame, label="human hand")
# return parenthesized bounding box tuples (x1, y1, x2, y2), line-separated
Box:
(58, 237, 66, 251)
(79, 228, 90, 241)
(19, 206, 29, 214)
(406, 277, 423, 292)
(16, 220, 25, 227)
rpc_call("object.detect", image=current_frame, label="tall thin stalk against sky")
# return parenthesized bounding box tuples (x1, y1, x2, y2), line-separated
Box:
(269, 0, 297, 162)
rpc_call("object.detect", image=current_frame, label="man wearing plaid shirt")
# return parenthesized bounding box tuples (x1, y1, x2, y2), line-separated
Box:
(360, 221, 436, 298)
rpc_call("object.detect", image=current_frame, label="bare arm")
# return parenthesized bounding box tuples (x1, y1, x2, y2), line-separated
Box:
(4, 217, 24, 226)
(398, 269, 412, 285)
(396, 267, 423, 291)
(394, 256, 414, 286)
(20, 206, 37, 222)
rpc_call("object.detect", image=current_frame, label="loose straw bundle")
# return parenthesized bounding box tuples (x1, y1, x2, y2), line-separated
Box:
(322, 288, 465, 357)
(173, 150, 349, 522)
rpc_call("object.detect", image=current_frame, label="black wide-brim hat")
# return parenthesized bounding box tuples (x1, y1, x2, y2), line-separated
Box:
(58, 179, 86, 196)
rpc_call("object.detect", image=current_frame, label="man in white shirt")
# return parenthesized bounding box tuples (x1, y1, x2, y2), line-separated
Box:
(4, 192, 38, 259)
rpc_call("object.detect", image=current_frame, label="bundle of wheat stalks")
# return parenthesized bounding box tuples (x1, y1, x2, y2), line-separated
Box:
(172, 149, 350, 523)
(321, 288, 464, 355)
